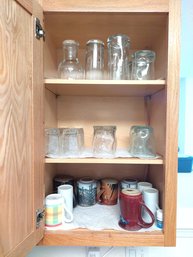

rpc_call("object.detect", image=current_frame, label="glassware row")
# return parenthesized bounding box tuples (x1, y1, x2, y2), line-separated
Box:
(58, 34, 156, 80)
(45, 125, 156, 158)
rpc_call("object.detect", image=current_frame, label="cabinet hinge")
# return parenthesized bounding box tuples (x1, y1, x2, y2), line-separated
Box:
(35, 17, 45, 41)
(36, 209, 45, 228)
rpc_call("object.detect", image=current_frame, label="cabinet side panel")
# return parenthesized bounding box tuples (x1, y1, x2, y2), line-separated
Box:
(0, 0, 33, 255)
(164, 0, 181, 246)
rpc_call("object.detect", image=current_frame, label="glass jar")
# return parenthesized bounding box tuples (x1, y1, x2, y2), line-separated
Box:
(93, 126, 117, 158)
(131, 50, 156, 80)
(128, 125, 156, 158)
(58, 40, 84, 79)
(107, 34, 130, 80)
(85, 39, 104, 80)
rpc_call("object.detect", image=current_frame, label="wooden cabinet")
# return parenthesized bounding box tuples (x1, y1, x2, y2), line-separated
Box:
(0, 0, 180, 256)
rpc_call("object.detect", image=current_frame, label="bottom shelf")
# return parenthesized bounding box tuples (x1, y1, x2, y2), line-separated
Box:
(40, 204, 164, 246)
(41, 229, 164, 246)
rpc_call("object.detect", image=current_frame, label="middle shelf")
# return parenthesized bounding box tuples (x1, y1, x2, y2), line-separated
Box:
(45, 157, 163, 164)
(44, 79, 165, 97)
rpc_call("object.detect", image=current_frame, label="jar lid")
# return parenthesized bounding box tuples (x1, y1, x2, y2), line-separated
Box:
(86, 39, 104, 45)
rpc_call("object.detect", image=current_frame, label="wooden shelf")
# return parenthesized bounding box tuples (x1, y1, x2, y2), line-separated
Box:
(45, 79, 165, 97)
(41, 229, 164, 246)
(45, 157, 163, 164)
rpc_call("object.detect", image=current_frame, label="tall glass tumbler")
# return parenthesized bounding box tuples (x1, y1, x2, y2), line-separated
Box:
(131, 50, 156, 80)
(107, 34, 130, 80)
(85, 39, 104, 80)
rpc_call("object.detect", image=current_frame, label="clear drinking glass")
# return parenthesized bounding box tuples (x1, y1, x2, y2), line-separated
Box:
(45, 128, 61, 157)
(93, 126, 117, 158)
(61, 128, 84, 156)
(58, 40, 84, 79)
(85, 39, 104, 80)
(107, 34, 130, 80)
(128, 125, 156, 158)
(131, 50, 156, 80)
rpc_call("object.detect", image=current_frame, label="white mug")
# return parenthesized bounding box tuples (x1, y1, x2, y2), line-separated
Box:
(137, 181, 152, 192)
(143, 187, 159, 222)
(57, 184, 73, 222)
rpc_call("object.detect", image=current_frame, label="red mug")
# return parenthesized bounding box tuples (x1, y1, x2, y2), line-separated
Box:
(119, 188, 155, 231)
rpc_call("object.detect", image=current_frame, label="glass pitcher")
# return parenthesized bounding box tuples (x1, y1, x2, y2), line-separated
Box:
(58, 40, 84, 79)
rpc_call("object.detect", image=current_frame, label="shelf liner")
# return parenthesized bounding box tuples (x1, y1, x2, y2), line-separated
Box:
(45, 203, 161, 232)
(46, 148, 160, 159)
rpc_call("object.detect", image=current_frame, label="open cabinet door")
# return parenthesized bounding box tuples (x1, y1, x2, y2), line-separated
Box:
(0, 0, 44, 256)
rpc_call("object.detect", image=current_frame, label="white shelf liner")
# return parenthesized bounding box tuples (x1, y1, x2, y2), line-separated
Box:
(45, 203, 161, 232)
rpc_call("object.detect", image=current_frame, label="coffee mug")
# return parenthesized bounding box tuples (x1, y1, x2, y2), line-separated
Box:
(97, 178, 118, 205)
(137, 181, 152, 192)
(77, 177, 97, 207)
(53, 175, 77, 207)
(57, 185, 73, 222)
(45, 194, 63, 227)
(119, 188, 155, 231)
(120, 178, 138, 190)
(143, 188, 159, 222)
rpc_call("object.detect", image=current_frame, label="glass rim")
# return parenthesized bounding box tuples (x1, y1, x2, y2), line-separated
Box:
(86, 39, 104, 45)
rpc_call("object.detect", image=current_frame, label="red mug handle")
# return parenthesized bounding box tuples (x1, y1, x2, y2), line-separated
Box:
(138, 202, 155, 228)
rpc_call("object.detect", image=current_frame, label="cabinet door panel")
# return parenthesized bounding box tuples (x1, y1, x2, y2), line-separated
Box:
(0, 0, 44, 256)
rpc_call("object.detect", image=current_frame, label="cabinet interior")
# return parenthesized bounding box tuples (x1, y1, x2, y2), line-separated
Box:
(43, 10, 167, 241)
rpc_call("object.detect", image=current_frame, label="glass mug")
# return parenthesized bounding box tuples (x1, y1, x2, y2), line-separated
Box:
(93, 126, 117, 158)
(128, 125, 156, 158)
(131, 50, 156, 80)
(45, 128, 61, 157)
(119, 189, 155, 231)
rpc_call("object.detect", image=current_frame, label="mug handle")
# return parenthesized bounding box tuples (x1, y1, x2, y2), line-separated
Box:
(63, 204, 73, 223)
(138, 202, 155, 228)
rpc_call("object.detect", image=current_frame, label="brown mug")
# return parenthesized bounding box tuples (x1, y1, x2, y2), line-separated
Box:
(119, 188, 155, 231)
(97, 178, 118, 205)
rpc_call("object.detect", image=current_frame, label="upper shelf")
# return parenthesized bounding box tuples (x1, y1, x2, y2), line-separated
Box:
(44, 79, 165, 97)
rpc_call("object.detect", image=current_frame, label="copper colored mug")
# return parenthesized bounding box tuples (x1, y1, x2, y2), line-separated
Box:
(97, 178, 118, 205)
(119, 188, 155, 231)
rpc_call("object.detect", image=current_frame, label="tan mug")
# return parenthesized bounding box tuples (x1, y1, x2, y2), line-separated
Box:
(97, 178, 118, 205)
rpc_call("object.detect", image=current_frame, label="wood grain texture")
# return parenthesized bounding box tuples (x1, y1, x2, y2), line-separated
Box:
(43, 0, 169, 12)
(0, 0, 33, 255)
(164, 0, 181, 246)
(41, 230, 164, 246)
(15, 0, 33, 14)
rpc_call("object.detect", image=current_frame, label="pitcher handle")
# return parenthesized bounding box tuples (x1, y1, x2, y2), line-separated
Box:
(138, 202, 155, 228)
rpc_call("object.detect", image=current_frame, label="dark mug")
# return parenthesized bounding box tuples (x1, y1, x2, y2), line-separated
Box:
(119, 188, 155, 231)
(53, 175, 77, 207)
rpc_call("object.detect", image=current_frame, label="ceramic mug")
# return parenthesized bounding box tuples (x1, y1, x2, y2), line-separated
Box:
(77, 177, 97, 207)
(143, 187, 159, 222)
(57, 185, 73, 222)
(119, 188, 155, 231)
(120, 178, 138, 190)
(97, 178, 118, 205)
(45, 194, 64, 227)
(53, 175, 77, 207)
